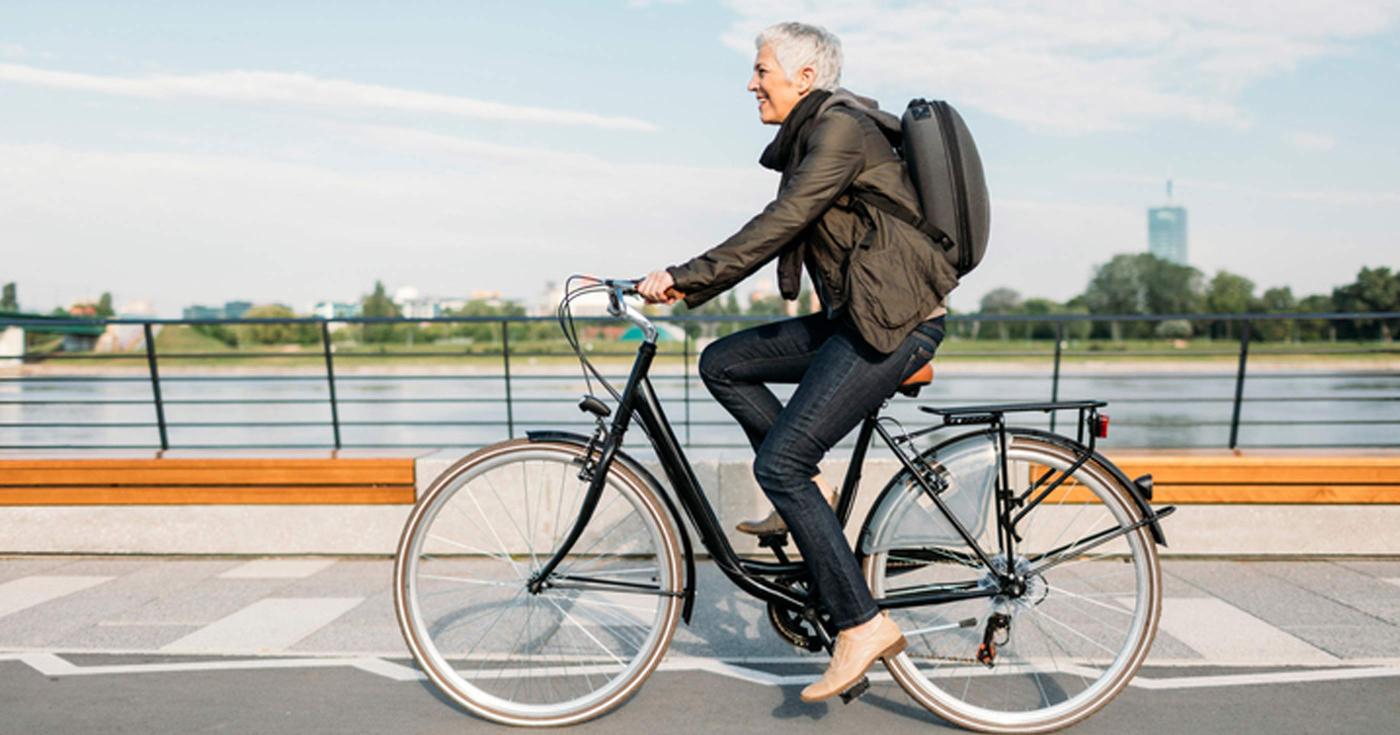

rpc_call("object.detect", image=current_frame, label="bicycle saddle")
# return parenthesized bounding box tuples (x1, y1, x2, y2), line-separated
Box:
(897, 362, 934, 397)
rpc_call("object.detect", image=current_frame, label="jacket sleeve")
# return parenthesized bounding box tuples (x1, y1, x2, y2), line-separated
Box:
(666, 112, 866, 309)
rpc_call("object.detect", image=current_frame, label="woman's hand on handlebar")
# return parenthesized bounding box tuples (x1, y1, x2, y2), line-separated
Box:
(638, 270, 684, 305)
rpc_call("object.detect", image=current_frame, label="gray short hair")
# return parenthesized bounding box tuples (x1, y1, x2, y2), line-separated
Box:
(755, 22, 843, 91)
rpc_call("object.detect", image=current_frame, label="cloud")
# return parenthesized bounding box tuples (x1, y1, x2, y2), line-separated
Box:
(1284, 131, 1337, 152)
(1281, 189, 1400, 205)
(0, 62, 659, 132)
(720, 1, 1400, 133)
(0, 141, 772, 313)
(342, 123, 613, 168)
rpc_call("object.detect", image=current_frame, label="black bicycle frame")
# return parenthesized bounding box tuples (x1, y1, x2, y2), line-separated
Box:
(532, 333, 1175, 627)
(531, 340, 1007, 615)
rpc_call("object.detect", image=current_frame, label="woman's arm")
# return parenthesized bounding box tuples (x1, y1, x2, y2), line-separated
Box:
(663, 111, 866, 309)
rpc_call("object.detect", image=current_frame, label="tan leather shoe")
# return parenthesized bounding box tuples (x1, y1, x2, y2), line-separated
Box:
(736, 486, 839, 536)
(800, 612, 906, 703)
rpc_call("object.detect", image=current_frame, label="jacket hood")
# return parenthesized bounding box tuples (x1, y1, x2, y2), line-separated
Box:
(819, 88, 901, 139)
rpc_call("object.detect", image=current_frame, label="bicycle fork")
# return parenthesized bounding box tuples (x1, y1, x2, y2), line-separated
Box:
(528, 342, 657, 593)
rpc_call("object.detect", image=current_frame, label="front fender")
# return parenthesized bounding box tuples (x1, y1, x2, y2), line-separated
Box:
(525, 430, 698, 624)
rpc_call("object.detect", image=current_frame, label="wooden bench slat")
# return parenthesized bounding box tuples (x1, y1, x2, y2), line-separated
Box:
(0, 485, 415, 505)
(0, 465, 414, 486)
(1108, 461, 1400, 485)
(0, 458, 416, 470)
(1031, 485, 1400, 504)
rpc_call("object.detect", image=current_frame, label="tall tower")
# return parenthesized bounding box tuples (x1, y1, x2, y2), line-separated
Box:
(1147, 179, 1188, 265)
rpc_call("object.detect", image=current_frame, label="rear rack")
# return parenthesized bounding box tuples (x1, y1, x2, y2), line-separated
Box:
(919, 400, 1107, 417)
(918, 400, 1110, 446)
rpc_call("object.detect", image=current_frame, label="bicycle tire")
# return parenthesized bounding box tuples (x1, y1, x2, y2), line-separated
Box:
(862, 430, 1161, 733)
(393, 438, 684, 726)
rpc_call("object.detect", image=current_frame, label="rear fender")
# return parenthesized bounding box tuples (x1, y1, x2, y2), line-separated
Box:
(859, 428, 1168, 553)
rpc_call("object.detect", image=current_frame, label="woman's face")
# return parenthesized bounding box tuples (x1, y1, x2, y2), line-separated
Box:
(748, 43, 812, 125)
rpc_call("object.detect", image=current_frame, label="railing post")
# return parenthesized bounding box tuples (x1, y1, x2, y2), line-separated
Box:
(142, 322, 169, 451)
(683, 330, 692, 446)
(1228, 320, 1251, 450)
(501, 319, 514, 439)
(321, 321, 342, 449)
(1049, 321, 1064, 432)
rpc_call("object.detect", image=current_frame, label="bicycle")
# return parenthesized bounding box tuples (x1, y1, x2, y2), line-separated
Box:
(392, 276, 1176, 732)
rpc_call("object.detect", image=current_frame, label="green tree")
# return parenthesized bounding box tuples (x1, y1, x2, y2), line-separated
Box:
(95, 292, 115, 319)
(1256, 286, 1297, 341)
(235, 304, 317, 345)
(1296, 294, 1337, 341)
(1205, 270, 1256, 339)
(1333, 266, 1399, 341)
(1082, 253, 1206, 340)
(1084, 255, 1146, 340)
(979, 287, 1022, 340)
(1019, 297, 1090, 340)
(361, 281, 402, 344)
(0, 282, 16, 313)
(1140, 257, 1204, 315)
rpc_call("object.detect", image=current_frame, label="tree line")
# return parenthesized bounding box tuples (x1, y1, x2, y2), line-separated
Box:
(969, 256, 1396, 342)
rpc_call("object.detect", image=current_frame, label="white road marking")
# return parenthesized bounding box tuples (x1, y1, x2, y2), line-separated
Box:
(0, 576, 113, 620)
(218, 559, 336, 579)
(1131, 665, 1400, 690)
(4, 652, 1400, 692)
(160, 598, 363, 654)
(1123, 597, 1338, 664)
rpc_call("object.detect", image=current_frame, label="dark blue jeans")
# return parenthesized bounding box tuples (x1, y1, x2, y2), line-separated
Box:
(699, 311, 946, 629)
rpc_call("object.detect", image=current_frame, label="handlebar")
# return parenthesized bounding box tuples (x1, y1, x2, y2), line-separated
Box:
(572, 275, 685, 346)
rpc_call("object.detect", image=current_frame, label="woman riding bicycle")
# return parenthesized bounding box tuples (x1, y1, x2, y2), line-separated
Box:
(638, 21, 961, 703)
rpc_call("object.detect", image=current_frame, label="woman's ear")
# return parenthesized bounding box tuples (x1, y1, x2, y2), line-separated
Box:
(797, 65, 818, 95)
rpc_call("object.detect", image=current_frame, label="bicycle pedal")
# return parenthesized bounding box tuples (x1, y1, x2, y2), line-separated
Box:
(839, 676, 870, 704)
(756, 532, 789, 549)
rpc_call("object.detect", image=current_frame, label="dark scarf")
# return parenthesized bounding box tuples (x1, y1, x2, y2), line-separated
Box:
(758, 89, 832, 172)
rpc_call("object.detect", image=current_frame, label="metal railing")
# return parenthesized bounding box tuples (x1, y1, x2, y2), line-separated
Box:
(1, 310, 1396, 451)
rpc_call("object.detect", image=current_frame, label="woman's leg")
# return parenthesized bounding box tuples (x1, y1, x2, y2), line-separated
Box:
(752, 317, 946, 629)
(697, 312, 836, 451)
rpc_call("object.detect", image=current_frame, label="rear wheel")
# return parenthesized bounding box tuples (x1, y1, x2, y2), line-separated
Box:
(862, 431, 1161, 733)
(394, 439, 684, 727)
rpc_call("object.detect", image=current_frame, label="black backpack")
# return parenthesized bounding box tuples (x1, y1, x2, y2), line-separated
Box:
(854, 99, 991, 276)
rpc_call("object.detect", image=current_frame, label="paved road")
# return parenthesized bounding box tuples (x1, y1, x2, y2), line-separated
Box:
(2, 556, 1398, 733)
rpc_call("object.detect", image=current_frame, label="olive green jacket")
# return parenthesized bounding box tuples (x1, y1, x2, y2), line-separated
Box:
(666, 89, 959, 354)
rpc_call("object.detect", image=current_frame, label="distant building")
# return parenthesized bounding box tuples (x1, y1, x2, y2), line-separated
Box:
(312, 301, 361, 320)
(182, 305, 223, 320)
(1147, 180, 1188, 265)
(223, 301, 252, 320)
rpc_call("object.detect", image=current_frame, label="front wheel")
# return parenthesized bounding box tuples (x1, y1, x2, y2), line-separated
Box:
(393, 439, 684, 727)
(862, 431, 1162, 733)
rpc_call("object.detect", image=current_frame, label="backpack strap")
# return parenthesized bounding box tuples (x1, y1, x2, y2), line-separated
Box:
(849, 189, 957, 252)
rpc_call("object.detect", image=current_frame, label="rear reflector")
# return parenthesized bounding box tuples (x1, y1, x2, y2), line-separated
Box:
(1092, 414, 1110, 439)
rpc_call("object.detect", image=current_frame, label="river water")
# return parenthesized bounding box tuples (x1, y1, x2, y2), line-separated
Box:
(2, 361, 1395, 455)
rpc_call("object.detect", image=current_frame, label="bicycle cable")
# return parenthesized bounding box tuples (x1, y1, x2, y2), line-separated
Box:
(556, 275, 625, 405)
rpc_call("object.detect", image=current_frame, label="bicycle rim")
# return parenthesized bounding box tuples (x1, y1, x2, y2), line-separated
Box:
(865, 434, 1161, 733)
(394, 440, 683, 726)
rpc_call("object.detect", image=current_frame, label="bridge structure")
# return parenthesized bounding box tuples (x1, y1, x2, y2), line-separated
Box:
(0, 312, 108, 364)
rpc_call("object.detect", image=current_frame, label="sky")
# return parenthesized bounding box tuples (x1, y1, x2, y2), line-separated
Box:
(2, 1, 1398, 317)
